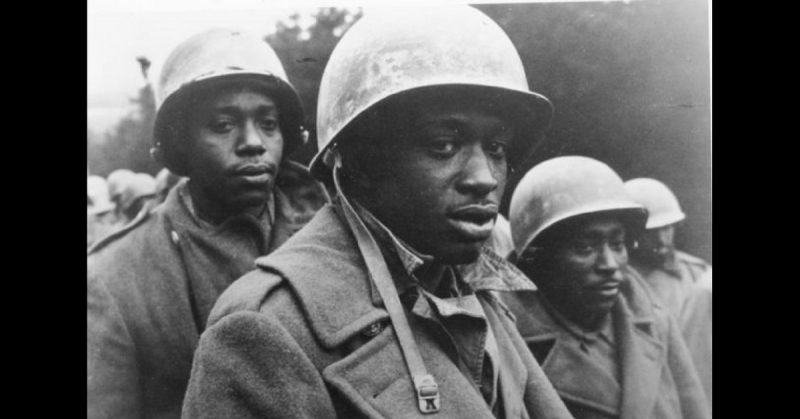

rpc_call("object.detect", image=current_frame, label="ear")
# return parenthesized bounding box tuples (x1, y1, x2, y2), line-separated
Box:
(338, 148, 378, 192)
(150, 145, 163, 164)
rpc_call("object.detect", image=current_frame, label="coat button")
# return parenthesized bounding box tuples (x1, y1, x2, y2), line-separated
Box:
(362, 322, 384, 337)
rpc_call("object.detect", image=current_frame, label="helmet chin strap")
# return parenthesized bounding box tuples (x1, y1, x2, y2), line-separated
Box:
(331, 152, 441, 414)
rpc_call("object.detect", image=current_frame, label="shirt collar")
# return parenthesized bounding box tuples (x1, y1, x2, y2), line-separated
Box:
(351, 199, 430, 276)
(343, 199, 536, 306)
(349, 199, 449, 302)
(179, 180, 275, 230)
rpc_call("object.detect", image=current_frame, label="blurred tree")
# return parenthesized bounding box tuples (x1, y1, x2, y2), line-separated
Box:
(87, 57, 161, 177)
(477, 0, 711, 262)
(266, 7, 362, 165)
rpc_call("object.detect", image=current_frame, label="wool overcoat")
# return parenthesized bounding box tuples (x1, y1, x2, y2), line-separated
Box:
(630, 251, 712, 409)
(87, 161, 328, 419)
(182, 204, 575, 419)
(500, 270, 710, 419)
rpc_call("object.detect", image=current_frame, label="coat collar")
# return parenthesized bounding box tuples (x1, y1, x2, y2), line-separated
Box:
(255, 204, 389, 349)
(254, 203, 536, 351)
(512, 269, 665, 419)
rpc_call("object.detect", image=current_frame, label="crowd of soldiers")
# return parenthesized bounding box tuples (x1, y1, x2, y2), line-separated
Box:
(87, 5, 711, 419)
(87, 168, 183, 247)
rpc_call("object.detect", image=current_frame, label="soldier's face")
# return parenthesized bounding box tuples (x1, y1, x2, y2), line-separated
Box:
(183, 86, 284, 218)
(633, 224, 675, 267)
(634, 224, 676, 266)
(367, 99, 512, 264)
(524, 217, 628, 327)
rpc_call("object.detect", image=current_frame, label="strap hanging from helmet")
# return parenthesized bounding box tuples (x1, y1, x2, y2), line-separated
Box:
(332, 151, 441, 414)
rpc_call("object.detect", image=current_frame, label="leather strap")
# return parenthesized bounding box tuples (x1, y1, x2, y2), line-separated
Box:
(332, 155, 441, 414)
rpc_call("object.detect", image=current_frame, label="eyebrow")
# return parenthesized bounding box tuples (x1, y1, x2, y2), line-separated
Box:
(414, 116, 511, 136)
(578, 226, 625, 240)
(212, 104, 279, 115)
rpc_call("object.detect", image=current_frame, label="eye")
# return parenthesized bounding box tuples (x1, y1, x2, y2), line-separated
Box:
(258, 117, 279, 132)
(609, 240, 626, 252)
(428, 137, 459, 158)
(208, 118, 235, 134)
(570, 242, 596, 257)
(485, 140, 508, 158)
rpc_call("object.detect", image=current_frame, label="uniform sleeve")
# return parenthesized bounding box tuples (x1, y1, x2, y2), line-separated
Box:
(182, 310, 336, 419)
(665, 313, 711, 419)
(87, 274, 142, 419)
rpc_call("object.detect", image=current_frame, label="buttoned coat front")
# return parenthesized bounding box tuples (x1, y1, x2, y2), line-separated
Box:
(182, 205, 575, 419)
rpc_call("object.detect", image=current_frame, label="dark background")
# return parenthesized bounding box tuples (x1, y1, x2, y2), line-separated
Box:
(87, 0, 711, 262)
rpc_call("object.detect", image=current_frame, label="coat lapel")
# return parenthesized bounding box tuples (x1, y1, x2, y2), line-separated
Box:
(617, 273, 666, 419)
(256, 205, 389, 349)
(480, 295, 530, 419)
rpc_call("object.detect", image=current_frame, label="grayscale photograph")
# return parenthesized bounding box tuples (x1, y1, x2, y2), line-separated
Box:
(87, 0, 712, 417)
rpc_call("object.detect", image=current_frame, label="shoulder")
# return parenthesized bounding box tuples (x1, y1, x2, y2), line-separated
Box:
(206, 269, 287, 328)
(87, 206, 180, 302)
(499, 291, 560, 339)
(675, 250, 711, 270)
(675, 250, 712, 288)
(258, 204, 360, 273)
(87, 207, 161, 257)
(622, 269, 672, 325)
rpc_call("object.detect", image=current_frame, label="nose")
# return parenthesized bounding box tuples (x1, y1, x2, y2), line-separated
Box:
(657, 227, 673, 245)
(455, 146, 498, 196)
(596, 244, 622, 274)
(236, 121, 266, 156)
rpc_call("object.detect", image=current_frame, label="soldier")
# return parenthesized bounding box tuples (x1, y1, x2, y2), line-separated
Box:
(87, 29, 328, 419)
(624, 177, 712, 410)
(501, 156, 710, 419)
(183, 6, 573, 419)
(106, 169, 135, 216)
(87, 168, 137, 246)
(118, 172, 158, 221)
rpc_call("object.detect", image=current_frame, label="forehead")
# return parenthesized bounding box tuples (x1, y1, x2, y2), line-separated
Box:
(414, 104, 510, 130)
(190, 83, 278, 112)
(409, 95, 511, 126)
(570, 217, 627, 239)
(377, 88, 516, 127)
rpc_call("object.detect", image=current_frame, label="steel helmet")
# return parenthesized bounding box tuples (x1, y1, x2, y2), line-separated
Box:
(309, 4, 554, 180)
(624, 178, 686, 229)
(87, 175, 113, 213)
(107, 169, 136, 203)
(509, 156, 648, 255)
(151, 28, 305, 176)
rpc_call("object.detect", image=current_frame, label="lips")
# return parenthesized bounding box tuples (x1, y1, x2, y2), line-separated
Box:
(589, 281, 622, 299)
(232, 164, 275, 184)
(446, 204, 498, 241)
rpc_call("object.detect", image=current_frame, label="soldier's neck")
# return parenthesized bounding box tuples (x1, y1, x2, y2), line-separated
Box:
(185, 182, 268, 226)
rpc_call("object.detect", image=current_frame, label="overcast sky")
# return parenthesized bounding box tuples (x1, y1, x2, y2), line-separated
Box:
(87, 0, 635, 135)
